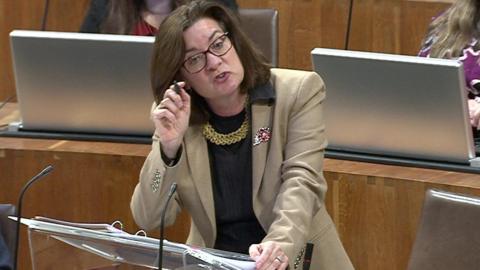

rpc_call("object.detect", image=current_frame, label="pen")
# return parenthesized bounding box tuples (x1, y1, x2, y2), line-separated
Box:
(173, 80, 181, 94)
(303, 243, 314, 270)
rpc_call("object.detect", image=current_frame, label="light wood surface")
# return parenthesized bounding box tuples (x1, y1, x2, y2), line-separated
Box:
(0, 0, 451, 100)
(3, 103, 480, 270)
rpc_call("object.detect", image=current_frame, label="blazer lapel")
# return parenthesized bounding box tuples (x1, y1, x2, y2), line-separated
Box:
(251, 103, 273, 200)
(184, 126, 216, 245)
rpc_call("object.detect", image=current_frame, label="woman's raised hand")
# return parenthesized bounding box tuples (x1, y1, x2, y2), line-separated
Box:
(151, 81, 191, 158)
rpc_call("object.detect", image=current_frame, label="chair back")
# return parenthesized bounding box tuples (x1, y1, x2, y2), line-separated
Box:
(407, 189, 480, 270)
(0, 204, 16, 257)
(238, 8, 279, 67)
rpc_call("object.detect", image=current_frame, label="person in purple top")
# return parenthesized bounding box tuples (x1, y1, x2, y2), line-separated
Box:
(418, 0, 480, 130)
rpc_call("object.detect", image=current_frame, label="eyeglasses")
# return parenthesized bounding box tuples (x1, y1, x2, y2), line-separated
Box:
(182, 32, 232, 74)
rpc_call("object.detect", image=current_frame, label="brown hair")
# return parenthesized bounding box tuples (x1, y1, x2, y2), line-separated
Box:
(150, 0, 271, 125)
(100, 0, 181, 34)
(423, 0, 480, 58)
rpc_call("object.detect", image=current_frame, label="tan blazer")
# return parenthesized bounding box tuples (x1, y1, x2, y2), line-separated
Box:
(131, 68, 354, 269)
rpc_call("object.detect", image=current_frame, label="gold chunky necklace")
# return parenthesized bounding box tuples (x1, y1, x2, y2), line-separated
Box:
(202, 96, 249, 145)
(202, 113, 249, 145)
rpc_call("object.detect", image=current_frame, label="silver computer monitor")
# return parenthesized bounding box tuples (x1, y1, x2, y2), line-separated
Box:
(10, 30, 155, 136)
(311, 48, 475, 164)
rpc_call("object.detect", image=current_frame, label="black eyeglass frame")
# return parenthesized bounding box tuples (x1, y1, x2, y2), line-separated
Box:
(182, 32, 232, 74)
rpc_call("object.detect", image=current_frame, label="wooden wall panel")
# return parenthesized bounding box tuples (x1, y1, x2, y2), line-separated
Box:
(238, 0, 451, 68)
(348, 0, 449, 55)
(1, 1, 44, 101)
(43, 0, 90, 32)
(238, 0, 350, 70)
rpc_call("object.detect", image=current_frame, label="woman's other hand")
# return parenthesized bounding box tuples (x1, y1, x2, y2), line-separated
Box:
(468, 98, 480, 127)
(249, 241, 289, 270)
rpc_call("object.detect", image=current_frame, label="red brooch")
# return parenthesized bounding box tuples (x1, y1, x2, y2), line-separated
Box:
(253, 127, 272, 146)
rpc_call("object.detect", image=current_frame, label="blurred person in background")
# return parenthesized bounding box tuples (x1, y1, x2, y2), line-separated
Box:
(80, 0, 238, 35)
(419, 0, 480, 130)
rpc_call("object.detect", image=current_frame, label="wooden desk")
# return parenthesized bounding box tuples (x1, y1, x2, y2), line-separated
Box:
(323, 159, 480, 270)
(0, 103, 190, 269)
(3, 103, 480, 270)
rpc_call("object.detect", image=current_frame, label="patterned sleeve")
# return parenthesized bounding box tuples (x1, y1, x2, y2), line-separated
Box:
(458, 42, 480, 96)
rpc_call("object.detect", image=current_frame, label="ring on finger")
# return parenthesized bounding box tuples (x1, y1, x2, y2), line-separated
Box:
(275, 256, 283, 263)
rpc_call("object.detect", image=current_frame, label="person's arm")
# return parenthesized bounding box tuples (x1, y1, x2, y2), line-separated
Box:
(80, 0, 109, 33)
(456, 45, 480, 128)
(131, 82, 191, 230)
(130, 137, 185, 230)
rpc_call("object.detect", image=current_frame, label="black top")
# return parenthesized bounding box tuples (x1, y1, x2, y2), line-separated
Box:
(80, 0, 239, 33)
(207, 83, 275, 254)
(207, 108, 266, 254)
